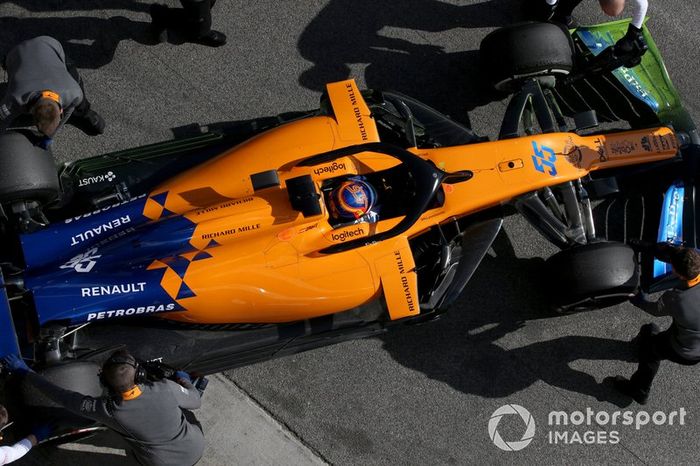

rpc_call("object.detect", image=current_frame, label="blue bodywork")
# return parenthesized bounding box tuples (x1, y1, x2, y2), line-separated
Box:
(19, 194, 197, 326)
(0, 269, 20, 357)
(654, 182, 685, 278)
(576, 29, 660, 112)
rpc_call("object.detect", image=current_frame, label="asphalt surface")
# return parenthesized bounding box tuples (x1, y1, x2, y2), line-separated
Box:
(2, 1, 700, 465)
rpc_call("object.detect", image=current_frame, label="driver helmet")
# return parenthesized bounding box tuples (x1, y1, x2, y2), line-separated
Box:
(329, 179, 377, 220)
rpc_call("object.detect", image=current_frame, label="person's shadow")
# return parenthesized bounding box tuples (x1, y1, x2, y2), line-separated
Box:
(381, 230, 638, 406)
(0, 14, 154, 70)
(3, 0, 151, 13)
(297, 0, 524, 125)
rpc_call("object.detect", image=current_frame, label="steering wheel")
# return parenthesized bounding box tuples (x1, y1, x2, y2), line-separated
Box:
(297, 142, 463, 254)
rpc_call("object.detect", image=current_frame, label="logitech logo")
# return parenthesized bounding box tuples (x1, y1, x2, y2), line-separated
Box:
(331, 227, 364, 242)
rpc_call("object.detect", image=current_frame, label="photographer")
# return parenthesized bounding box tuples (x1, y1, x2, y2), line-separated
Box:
(3, 350, 205, 466)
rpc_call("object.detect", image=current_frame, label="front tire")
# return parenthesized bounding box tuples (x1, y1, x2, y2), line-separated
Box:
(545, 241, 639, 313)
(480, 22, 574, 92)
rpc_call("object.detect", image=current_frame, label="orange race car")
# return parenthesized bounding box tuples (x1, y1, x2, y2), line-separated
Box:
(0, 21, 696, 384)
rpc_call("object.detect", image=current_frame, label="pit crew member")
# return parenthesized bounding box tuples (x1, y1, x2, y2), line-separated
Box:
(0, 36, 105, 144)
(3, 350, 205, 466)
(614, 245, 700, 404)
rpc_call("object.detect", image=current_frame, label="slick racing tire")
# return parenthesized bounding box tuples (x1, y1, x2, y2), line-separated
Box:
(545, 241, 639, 313)
(21, 361, 103, 432)
(0, 130, 60, 204)
(22, 361, 103, 408)
(480, 21, 574, 92)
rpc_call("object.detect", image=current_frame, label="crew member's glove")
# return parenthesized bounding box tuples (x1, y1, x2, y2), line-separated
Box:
(614, 24, 648, 68)
(175, 370, 192, 384)
(629, 290, 651, 307)
(31, 423, 52, 443)
(38, 136, 53, 150)
(2, 354, 32, 375)
(627, 238, 654, 253)
(652, 242, 678, 263)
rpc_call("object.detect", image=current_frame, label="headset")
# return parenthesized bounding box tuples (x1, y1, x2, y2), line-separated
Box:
(38, 90, 62, 109)
(99, 352, 147, 390)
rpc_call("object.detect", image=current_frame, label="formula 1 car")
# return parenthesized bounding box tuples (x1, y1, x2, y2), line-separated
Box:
(0, 19, 697, 399)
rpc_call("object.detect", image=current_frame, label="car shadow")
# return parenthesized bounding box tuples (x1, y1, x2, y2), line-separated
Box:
(296, 0, 523, 125)
(380, 230, 638, 406)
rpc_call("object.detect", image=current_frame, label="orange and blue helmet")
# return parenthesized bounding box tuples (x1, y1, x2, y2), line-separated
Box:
(329, 179, 377, 220)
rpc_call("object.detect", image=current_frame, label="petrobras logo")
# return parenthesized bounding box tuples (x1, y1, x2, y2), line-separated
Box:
(60, 247, 101, 273)
(63, 194, 146, 224)
(86, 303, 178, 321)
(488, 404, 536, 451)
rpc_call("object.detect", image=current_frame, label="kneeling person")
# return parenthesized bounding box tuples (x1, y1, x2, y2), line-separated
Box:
(4, 350, 204, 466)
(0, 36, 105, 143)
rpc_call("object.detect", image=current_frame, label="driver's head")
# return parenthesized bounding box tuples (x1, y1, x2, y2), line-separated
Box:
(102, 350, 137, 393)
(31, 92, 62, 137)
(669, 247, 700, 282)
(329, 179, 377, 220)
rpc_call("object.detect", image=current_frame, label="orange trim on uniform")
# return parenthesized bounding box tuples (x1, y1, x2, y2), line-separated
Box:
(121, 385, 142, 400)
(688, 274, 700, 288)
(39, 90, 62, 108)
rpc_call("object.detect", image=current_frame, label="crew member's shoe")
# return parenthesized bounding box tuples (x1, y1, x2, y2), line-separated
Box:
(82, 109, 106, 136)
(611, 376, 649, 405)
(194, 30, 227, 47)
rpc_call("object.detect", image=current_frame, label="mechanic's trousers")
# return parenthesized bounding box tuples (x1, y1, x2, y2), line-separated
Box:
(180, 0, 215, 37)
(66, 63, 92, 118)
(151, 1, 216, 37)
(630, 323, 700, 394)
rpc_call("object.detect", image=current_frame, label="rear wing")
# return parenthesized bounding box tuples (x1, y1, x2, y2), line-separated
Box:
(0, 268, 20, 358)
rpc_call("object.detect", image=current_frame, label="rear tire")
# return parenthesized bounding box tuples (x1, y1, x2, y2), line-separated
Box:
(545, 241, 639, 313)
(0, 130, 60, 204)
(21, 361, 103, 437)
(22, 361, 103, 408)
(480, 22, 574, 92)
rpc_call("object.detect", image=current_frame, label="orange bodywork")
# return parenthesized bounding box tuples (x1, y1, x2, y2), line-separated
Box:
(137, 79, 678, 324)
